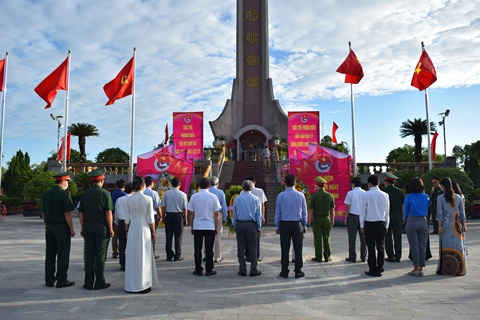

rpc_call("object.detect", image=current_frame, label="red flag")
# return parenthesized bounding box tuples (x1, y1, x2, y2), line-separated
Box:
(336, 49, 364, 84)
(103, 57, 134, 106)
(0, 58, 5, 92)
(164, 123, 169, 145)
(332, 122, 339, 143)
(58, 132, 71, 162)
(431, 131, 439, 161)
(34, 57, 69, 109)
(411, 50, 437, 91)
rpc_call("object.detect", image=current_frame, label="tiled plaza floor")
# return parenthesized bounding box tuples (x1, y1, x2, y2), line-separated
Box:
(1, 213, 479, 319)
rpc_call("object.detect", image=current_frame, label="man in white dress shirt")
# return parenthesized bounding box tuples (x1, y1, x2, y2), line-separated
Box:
(114, 183, 134, 271)
(344, 177, 366, 263)
(360, 175, 390, 277)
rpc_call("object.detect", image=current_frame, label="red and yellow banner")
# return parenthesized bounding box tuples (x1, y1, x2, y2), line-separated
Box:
(287, 111, 319, 159)
(173, 112, 203, 160)
(290, 143, 352, 222)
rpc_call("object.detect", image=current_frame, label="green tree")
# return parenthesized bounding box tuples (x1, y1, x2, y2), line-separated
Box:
(320, 135, 350, 154)
(462, 141, 480, 188)
(68, 123, 99, 162)
(2, 150, 31, 198)
(386, 144, 445, 163)
(421, 168, 474, 203)
(95, 147, 129, 163)
(23, 171, 78, 207)
(399, 118, 436, 162)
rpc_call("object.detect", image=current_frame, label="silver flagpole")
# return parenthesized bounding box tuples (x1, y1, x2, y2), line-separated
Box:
(129, 48, 136, 182)
(421, 42, 433, 171)
(62, 50, 71, 172)
(348, 42, 358, 177)
(0, 52, 8, 186)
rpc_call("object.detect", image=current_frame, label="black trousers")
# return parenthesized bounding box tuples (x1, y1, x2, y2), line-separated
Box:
(279, 221, 304, 274)
(364, 221, 386, 274)
(245, 231, 261, 260)
(117, 220, 127, 269)
(165, 213, 184, 260)
(194, 230, 215, 273)
(236, 221, 258, 272)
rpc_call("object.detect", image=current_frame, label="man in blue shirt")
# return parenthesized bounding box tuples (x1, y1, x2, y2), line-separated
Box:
(232, 180, 262, 277)
(275, 174, 307, 279)
(110, 179, 126, 259)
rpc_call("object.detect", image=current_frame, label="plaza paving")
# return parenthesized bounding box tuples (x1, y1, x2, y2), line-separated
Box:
(1, 212, 479, 320)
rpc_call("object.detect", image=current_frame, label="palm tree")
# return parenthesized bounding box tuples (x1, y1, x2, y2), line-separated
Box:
(68, 123, 99, 162)
(399, 118, 436, 162)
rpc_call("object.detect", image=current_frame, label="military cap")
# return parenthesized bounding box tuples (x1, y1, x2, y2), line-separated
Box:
(315, 176, 327, 185)
(384, 172, 398, 181)
(53, 171, 70, 182)
(88, 168, 106, 181)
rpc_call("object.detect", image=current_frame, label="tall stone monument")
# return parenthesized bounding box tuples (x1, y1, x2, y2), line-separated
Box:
(209, 0, 288, 159)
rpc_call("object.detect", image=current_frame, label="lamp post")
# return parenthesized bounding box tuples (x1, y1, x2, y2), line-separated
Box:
(438, 109, 450, 159)
(50, 113, 64, 153)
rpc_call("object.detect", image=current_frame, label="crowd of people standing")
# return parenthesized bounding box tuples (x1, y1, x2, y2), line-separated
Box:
(40, 169, 467, 294)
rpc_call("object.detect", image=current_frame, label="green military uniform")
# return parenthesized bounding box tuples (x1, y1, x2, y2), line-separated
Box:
(79, 169, 114, 290)
(309, 177, 335, 262)
(42, 172, 75, 287)
(429, 186, 443, 234)
(384, 172, 405, 262)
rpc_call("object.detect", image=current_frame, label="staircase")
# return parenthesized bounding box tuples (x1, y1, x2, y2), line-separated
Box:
(222, 161, 279, 226)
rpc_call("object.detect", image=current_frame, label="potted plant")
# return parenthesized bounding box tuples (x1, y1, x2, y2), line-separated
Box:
(205, 149, 212, 160)
(273, 133, 281, 146)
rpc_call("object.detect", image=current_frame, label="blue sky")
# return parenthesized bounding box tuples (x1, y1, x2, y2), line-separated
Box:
(0, 0, 479, 167)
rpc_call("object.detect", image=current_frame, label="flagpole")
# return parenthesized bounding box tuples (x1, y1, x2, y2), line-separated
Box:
(62, 50, 71, 172)
(421, 42, 433, 171)
(347, 42, 358, 177)
(0, 52, 8, 187)
(129, 48, 136, 182)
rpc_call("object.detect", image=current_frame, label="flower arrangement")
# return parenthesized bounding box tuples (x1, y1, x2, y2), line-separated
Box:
(224, 185, 243, 234)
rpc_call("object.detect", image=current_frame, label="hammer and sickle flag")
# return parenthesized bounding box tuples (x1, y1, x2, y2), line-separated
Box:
(103, 57, 134, 106)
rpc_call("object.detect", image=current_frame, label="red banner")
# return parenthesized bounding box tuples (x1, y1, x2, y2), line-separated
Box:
(287, 111, 319, 159)
(173, 112, 204, 160)
(290, 143, 352, 222)
(136, 144, 194, 195)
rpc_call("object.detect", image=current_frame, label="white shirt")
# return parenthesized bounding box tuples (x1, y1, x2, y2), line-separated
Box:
(360, 186, 390, 228)
(251, 187, 267, 204)
(344, 187, 365, 215)
(114, 194, 132, 224)
(187, 189, 221, 230)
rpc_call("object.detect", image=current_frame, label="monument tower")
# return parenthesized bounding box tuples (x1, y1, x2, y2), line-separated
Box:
(209, 0, 288, 158)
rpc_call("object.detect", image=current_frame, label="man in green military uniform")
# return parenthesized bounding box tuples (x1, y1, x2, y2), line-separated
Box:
(308, 176, 335, 262)
(42, 172, 76, 288)
(384, 172, 405, 262)
(78, 169, 114, 290)
(429, 177, 443, 234)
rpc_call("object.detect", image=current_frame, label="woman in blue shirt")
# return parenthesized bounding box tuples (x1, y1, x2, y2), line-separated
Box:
(404, 177, 430, 276)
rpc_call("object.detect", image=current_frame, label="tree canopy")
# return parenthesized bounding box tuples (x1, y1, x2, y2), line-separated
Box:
(386, 144, 445, 163)
(68, 123, 99, 162)
(320, 135, 350, 154)
(2, 150, 31, 198)
(452, 140, 480, 189)
(95, 147, 129, 163)
(399, 118, 436, 162)
(51, 149, 85, 163)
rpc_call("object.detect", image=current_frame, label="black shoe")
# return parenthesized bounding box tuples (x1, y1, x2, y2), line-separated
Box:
(140, 287, 151, 294)
(94, 283, 111, 290)
(46, 283, 54, 288)
(83, 284, 93, 290)
(364, 271, 380, 277)
(311, 257, 322, 262)
(295, 271, 305, 278)
(361, 258, 366, 262)
(279, 272, 288, 278)
(154, 255, 160, 260)
(257, 257, 263, 262)
(324, 257, 332, 262)
(238, 271, 247, 276)
(56, 281, 75, 288)
(385, 257, 395, 262)
(193, 270, 203, 276)
(205, 270, 217, 276)
(202, 257, 207, 262)
(166, 257, 173, 261)
(245, 257, 251, 262)
(291, 259, 295, 263)
(430, 231, 439, 234)
(120, 266, 125, 271)
(250, 270, 262, 277)
(395, 259, 401, 262)
(345, 258, 356, 263)
(112, 253, 118, 258)
(175, 256, 184, 261)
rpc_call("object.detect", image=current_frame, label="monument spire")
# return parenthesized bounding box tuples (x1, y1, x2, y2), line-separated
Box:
(210, 0, 287, 155)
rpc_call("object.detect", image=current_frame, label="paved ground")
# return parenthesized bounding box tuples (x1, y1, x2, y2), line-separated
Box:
(1, 213, 479, 320)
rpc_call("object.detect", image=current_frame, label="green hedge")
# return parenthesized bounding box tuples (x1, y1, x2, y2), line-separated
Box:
(0, 196, 22, 207)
